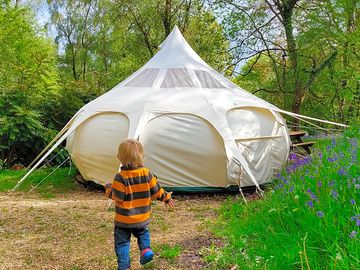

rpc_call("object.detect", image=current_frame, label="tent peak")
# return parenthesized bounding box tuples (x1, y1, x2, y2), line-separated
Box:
(144, 25, 209, 69)
(158, 25, 182, 49)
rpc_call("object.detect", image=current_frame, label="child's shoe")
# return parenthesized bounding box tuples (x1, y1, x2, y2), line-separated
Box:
(140, 248, 154, 265)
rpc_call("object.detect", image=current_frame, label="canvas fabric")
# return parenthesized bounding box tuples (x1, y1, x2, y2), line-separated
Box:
(64, 26, 290, 188)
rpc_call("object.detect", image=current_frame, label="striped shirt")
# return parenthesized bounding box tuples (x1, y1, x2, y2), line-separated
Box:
(106, 166, 171, 228)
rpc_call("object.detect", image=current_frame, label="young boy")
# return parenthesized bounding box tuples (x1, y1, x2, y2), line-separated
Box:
(105, 139, 174, 270)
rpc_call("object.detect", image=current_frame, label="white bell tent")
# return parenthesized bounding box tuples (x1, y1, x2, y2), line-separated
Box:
(13, 26, 347, 192)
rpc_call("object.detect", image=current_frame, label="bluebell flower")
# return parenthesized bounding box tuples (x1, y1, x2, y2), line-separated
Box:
(355, 184, 360, 189)
(331, 138, 336, 146)
(289, 152, 297, 161)
(338, 168, 347, 176)
(349, 138, 358, 148)
(331, 189, 338, 199)
(307, 201, 314, 208)
(350, 199, 356, 205)
(316, 211, 324, 218)
(349, 230, 358, 239)
(327, 155, 338, 162)
(310, 193, 317, 201)
(317, 181, 322, 187)
(328, 180, 335, 187)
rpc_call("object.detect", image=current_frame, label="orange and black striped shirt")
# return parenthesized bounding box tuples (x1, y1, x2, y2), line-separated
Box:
(106, 166, 171, 228)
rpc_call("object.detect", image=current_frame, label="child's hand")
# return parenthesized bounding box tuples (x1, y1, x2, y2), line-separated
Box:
(167, 192, 174, 208)
(104, 182, 111, 189)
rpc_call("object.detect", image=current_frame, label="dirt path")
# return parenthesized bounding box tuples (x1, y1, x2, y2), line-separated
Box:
(0, 191, 226, 270)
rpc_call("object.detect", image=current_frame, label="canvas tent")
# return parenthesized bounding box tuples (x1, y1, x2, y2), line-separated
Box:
(13, 26, 347, 192)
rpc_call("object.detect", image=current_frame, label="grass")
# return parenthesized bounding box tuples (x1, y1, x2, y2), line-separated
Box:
(158, 244, 181, 262)
(207, 125, 360, 270)
(0, 167, 78, 195)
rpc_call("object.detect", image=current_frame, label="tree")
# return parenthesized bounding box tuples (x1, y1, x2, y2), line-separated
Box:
(212, 0, 359, 128)
(0, 2, 61, 167)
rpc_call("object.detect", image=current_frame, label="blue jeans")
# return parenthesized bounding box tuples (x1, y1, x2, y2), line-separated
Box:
(114, 226, 151, 270)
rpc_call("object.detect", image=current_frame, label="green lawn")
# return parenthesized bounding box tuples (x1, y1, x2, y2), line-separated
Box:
(0, 167, 78, 196)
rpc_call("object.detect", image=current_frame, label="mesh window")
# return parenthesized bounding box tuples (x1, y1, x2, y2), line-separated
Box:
(160, 68, 196, 88)
(195, 70, 224, 88)
(125, 68, 159, 87)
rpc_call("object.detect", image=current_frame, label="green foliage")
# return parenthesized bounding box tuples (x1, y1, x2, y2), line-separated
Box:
(215, 0, 360, 126)
(208, 125, 360, 269)
(0, 4, 64, 167)
(185, 10, 232, 73)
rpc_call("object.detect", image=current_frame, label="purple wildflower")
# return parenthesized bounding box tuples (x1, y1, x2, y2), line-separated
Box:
(331, 189, 338, 199)
(310, 193, 317, 200)
(331, 138, 336, 146)
(299, 157, 310, 166)
(318, 152, 323, 159)
(338, 168, 347, 176)
(327, 155, 338, 162)
(289, 152, 297, 161)
(316, 211, 324, 218)
(349, 231, 358, 239)
(350, 199, 356, 205)
(355, 184, 360, 189)
(328, 180, 335, 187)
(307, 201, 314, 208)
(351, 150, 357, 163)
(317, 181, 322, 187)
(350, 215, 360, 227)
(349, 138, 358, 148)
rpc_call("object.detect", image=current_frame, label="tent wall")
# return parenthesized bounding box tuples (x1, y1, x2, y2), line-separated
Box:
(139, 114, 227, 187)
(66, 112, 129, 183)
(227, 107, 289, 185)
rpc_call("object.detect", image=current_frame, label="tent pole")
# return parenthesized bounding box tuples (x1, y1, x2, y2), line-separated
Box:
(279, 109, 348, 128)
(12, 130, 71, 191)
(26, 111, 82, 170)
(27, 125, 69, 169)
(236, 167, 248, 205)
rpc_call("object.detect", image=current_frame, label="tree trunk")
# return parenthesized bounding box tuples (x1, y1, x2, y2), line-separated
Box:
(71, 45, 78, 80)
(162, 0, 172, 38)
(280, 0, 302, 130)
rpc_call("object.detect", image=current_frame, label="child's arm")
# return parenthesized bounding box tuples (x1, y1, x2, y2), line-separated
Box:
(149, 174, 174, 207)
(105, 175, 126, 203)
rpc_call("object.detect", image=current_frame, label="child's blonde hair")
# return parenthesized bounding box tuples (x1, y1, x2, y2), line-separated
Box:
(117, 139, 144, 168)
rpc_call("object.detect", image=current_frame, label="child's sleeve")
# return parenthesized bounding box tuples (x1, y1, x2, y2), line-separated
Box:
(106, 174, 126, 203)
(149, 173, 171, 203)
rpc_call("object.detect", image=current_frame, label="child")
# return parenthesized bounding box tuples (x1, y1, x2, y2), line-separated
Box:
(105, 139, 174, 270)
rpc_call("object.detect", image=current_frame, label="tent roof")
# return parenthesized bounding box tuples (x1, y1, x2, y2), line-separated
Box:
(144, 25, 209, 69)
